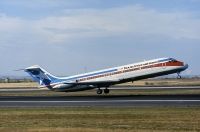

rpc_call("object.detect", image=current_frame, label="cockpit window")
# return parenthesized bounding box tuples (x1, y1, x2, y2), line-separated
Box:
(169, 58, 177, 63)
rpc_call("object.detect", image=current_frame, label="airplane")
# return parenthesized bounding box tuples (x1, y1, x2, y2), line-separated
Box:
(24, 57, 188, 94)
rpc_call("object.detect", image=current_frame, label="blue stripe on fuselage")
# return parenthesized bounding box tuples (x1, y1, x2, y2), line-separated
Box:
(52, 68, 118, 83)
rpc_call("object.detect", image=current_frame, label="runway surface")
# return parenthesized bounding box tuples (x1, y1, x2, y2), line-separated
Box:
(0, 86, 200, 92)
(0, 95, 200, 107)
(0, 86, 200, 107)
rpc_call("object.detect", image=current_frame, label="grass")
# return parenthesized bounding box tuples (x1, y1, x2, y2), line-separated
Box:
(0, 82, 37, 88)
(0, 107, 199, 132)
(119, 78, 200, 87)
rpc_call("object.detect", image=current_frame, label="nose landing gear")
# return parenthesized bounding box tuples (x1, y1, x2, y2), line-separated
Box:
(177, 72, 182, 79)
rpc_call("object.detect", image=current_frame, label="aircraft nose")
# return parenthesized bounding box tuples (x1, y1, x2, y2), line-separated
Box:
(183, 63, 189, 70)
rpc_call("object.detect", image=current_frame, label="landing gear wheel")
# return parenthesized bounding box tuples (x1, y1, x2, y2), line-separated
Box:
(104, 88, 110, 94)
(97, 89, 103, 94)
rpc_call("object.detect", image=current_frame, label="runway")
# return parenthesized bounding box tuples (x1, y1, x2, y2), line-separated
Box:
(0, 95, 200, 107)
(0, 86, 200, 107)
(0, 86, 200, 92)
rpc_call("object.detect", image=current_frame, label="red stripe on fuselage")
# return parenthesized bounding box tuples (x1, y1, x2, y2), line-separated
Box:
(140, 61, 183, 69)
(165, 61, 184, 67)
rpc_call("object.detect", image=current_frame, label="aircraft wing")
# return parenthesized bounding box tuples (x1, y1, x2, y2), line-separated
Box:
(63, 80, 119, 86)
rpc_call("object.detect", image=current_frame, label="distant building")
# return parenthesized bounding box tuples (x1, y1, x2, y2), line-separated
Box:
(4, 78, 10, 83)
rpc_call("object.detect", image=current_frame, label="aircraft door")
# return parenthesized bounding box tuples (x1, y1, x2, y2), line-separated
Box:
(162, 63, 166, 69)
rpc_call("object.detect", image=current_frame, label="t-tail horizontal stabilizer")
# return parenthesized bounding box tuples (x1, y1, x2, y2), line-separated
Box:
(25, 65, 58, 88)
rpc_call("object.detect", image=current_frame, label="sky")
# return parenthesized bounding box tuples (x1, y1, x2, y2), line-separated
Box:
(0, 0, 199, 77)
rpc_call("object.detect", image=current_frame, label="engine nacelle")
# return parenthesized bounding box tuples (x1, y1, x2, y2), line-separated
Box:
(52, 84, 74, 90)
(52, 83, 95, 92)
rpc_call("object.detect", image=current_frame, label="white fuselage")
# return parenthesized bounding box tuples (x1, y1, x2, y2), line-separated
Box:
(49, 58, 188, 92)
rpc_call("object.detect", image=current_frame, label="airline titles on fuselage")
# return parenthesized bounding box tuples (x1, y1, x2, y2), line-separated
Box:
(78, 59, 173, 82)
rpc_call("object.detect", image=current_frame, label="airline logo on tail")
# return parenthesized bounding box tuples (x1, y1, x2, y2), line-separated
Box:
(25, 65, 56, 86)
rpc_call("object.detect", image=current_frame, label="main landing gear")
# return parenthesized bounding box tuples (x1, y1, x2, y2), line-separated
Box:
(104, 88, 110, 94)
(97, 88, 103, 94)
(97, 88, 110, 95)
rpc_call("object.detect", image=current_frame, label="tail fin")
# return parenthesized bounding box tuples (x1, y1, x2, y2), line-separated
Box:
(25, 65, 58, 86)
